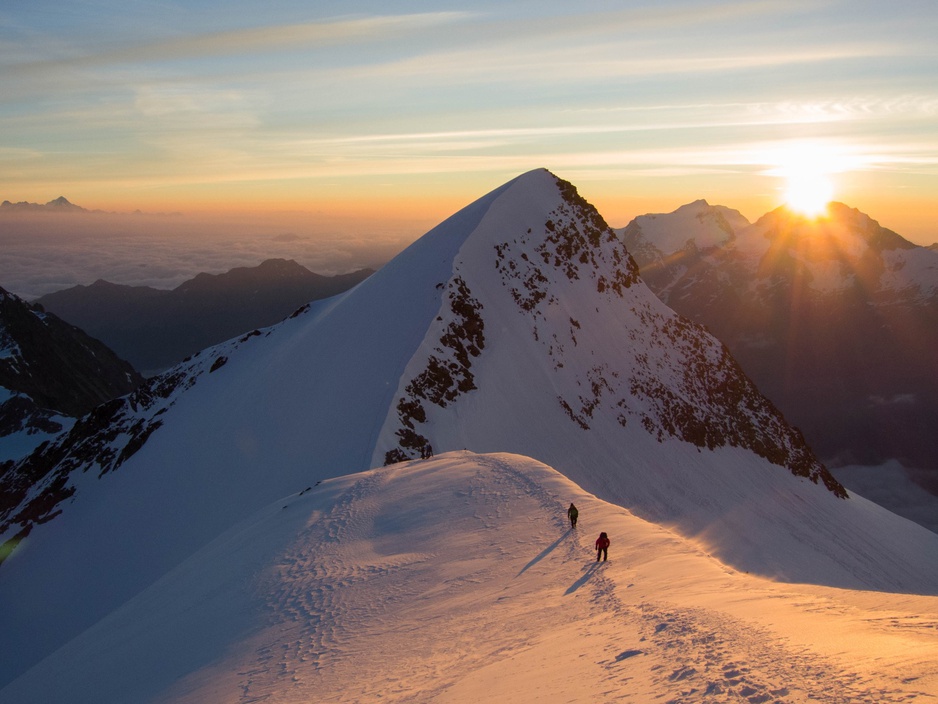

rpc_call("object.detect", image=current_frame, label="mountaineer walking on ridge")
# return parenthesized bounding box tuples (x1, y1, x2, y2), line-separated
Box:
(595, 532, 609, 562)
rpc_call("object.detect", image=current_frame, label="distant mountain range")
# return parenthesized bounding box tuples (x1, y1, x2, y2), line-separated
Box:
(37, 259, 373, 374)
(0, 196, 89, 213)
(616, 200, 938, 482)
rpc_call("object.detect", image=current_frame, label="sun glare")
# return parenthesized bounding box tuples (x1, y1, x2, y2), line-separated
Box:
(783, 169, 833, 218)
(767, 142, 847, 218)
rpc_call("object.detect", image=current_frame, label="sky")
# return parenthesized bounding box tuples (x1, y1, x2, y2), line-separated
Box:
(1, 0, 937, 275)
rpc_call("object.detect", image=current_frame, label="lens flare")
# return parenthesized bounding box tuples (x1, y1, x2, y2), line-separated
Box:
(764, 141, 855, 218)
(783, 169, 834, 218)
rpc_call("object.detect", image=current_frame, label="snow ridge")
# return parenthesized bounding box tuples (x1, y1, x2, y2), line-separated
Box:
(2, 453, 934, 704)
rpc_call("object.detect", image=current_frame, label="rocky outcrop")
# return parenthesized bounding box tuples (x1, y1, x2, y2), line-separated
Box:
(0, 288, 141, 418)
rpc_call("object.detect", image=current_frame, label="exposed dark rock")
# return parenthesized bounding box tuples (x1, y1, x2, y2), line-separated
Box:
(0, 287, 142, 418)
(383, 174, 839, 495)
(385, 277, 485, 465)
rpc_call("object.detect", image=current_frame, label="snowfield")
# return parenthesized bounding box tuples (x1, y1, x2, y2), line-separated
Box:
(3, 452, 936, 703)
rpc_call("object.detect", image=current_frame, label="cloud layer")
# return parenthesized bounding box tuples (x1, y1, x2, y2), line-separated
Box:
(0, 210, 415, 299)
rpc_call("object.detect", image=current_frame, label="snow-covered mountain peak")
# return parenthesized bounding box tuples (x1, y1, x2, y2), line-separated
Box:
(616, 200, 751, 269)
(756, 202, 915, 252)
(376, 170, 641, 464)
(741, 202, 937, 299)
(0, 196, 87, 212)
(624, 198, 937, 301)
(375, 173, 836, 500)
(617, 198, 938, 476)
(1, 169, 842, 569)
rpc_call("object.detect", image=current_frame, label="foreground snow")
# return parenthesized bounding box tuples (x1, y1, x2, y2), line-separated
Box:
(3, 452, 935, 703)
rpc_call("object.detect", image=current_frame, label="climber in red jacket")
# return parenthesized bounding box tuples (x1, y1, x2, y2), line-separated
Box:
(595, 532, 610, 562)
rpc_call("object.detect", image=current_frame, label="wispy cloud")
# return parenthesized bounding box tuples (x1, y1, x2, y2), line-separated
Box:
(3, 12, 472, 75)
(293, 39, 892, 88)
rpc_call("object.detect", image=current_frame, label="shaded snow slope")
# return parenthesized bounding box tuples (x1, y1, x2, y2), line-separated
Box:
(2, 170, 935, 690)
(2, 453, 936, 704)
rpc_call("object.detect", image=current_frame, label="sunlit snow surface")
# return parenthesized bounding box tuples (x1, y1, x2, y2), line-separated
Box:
(3, 452, 935, 703)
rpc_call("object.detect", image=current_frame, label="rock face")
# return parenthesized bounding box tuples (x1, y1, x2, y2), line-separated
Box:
(37, 259, 373, 373)
(617, 201, 938, 474)
(0, 289, 140, 418)
(0, 287, 141, 459)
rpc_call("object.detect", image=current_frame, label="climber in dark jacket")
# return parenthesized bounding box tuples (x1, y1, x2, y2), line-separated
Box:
(567, 503, 578, 529)
(595, 532, 610, 562)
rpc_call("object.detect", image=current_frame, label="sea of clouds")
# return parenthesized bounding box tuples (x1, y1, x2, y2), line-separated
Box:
(0, 210, 423, 299)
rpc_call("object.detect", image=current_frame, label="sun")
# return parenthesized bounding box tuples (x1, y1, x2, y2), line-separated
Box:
(783, 168, 833, 218)
(768, 141, 843, 218)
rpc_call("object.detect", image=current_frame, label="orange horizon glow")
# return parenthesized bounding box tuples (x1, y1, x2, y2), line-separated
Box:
(4, 163, 936, 249)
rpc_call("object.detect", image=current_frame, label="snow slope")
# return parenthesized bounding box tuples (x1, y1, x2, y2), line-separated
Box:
(2, 170, 937, 691)
(0, 174, 519, 683)
(2, 452, 935, 703)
